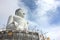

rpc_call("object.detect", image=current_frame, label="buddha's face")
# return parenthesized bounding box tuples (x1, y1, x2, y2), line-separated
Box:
(15, 9, 25, 18)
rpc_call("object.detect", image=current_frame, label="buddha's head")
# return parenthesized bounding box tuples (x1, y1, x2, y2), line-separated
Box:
(15, 8, 25, 18)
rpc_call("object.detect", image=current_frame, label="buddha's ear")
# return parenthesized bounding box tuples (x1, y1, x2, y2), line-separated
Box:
(23, 13, 25, 15)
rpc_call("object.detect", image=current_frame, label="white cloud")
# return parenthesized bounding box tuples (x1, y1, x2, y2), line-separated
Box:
(33, 0, 60, 40)
(32, 0, 60, 27)
(46, 26, 60, 40)
(35, 0, 59, 20)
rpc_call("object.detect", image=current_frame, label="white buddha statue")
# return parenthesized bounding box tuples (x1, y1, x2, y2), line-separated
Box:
(6, 8, 28, 31)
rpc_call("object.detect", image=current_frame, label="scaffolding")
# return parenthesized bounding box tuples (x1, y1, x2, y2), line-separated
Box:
(0, 30, 39, 40)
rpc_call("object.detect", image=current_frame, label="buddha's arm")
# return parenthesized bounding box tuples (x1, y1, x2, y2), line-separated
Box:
(24, 20, 29, 30)
(7, 15, 13, 25)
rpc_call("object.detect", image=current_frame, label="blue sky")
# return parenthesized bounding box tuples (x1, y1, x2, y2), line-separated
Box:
(20, 0, 37, 11)
(50, 7, 60, 24)
(0, 0, 60, 40)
